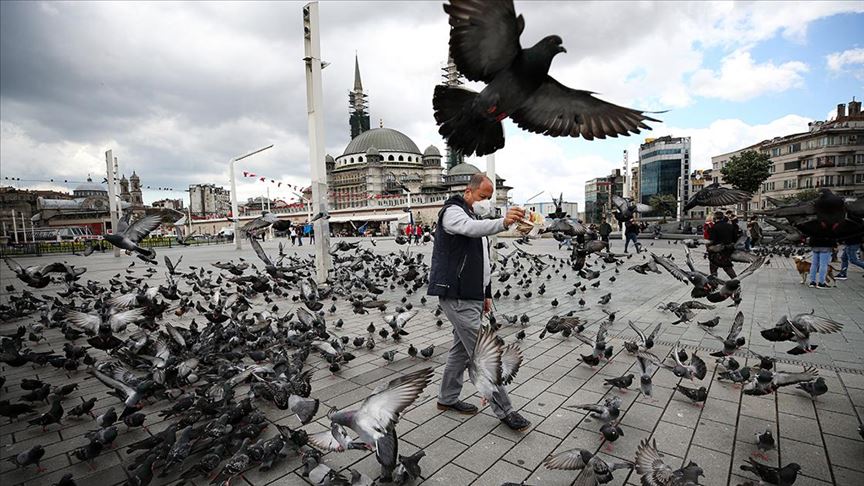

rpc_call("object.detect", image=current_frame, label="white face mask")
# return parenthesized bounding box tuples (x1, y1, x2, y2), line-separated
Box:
(472, 199, 492, 217)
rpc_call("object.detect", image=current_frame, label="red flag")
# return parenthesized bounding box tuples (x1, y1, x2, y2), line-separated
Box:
(259, 177, 265, 182)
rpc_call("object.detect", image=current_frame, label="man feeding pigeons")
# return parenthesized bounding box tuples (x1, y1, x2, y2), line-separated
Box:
(427, 173, 532, 431)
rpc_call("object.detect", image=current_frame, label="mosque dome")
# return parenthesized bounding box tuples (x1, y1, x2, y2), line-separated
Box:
(342, 128, 420, 156)
(73, 178, 107, 195)
(423, 145, 441, 157)
(448, 163, 481, 176)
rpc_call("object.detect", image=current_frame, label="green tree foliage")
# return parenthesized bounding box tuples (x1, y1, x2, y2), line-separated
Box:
(720, 150, 772, 193)
(648, 194, 676, 217)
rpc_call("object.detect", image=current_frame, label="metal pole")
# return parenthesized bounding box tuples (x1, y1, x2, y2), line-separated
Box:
(2, 221, 6, 238)
(31, 218, 35, 242)
(267, 186, 274, 239)
(21, 212, 27, 243)
(486, 153, 498, 261)
(105, 150, 121, 257)
(622, 150, 629, 242)
(229, 158, 241, 250)
(229, 144, 274, 250)
(11, 210, 18, 243)
(304, 1, 333, 283)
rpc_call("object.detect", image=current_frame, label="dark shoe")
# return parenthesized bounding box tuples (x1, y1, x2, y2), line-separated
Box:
(437, 401, 478, 414)
(835, 274, 847, 280)
(808, 281, 817, 288)
(501, 411, 531, 431)
(817, 283, 830, 289)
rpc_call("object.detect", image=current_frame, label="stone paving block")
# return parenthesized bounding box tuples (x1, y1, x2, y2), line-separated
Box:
(824, 434, 864, 473)
(423, 462, 477, 485)
(522, 390, 568, 418)
(510, 377, 553, 399)
(778, 412, 823, 446)
(535, 407, 580, 439)
(446, 411, 501, 446)
(452, 434, 516, 474)
(502, 430, 560, 471)
(651, 420, 694, 459)
(691, 417, 736, 454)
(816, 408, 862, 440)
(401, 414, 460, 449)
(410, 436, 467, 478)
(660, 397, 702, 429)
(619, 401, 664, 432)
(833, 465, 864, 485)
(739, 395, 776, 422)
(686, 445, 731, 486)
(781, 437, 832, 482)
(471, 459, 530, 486)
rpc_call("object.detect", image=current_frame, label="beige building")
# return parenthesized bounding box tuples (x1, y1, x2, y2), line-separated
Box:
(712, 98, 864, 211)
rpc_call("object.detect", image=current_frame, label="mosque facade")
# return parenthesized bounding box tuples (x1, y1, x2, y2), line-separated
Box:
(320, 56, 511, 228)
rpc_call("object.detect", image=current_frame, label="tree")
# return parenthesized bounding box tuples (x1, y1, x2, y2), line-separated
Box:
(648, 194, 676, 222)
(720, 150, 772, 193)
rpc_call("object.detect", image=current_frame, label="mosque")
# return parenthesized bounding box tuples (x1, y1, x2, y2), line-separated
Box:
(319, 56, 511, 233)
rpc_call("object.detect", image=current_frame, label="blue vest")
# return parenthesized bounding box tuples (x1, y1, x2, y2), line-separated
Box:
(427, 195, 490, 301)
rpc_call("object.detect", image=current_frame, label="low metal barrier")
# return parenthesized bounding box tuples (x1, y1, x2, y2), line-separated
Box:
(0, 236, 231, 257)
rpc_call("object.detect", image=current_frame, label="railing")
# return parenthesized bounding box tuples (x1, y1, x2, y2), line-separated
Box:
(0, 236, 231, 257)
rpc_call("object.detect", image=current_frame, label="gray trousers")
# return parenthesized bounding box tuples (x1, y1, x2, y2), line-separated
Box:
(437, 297, 513, 419)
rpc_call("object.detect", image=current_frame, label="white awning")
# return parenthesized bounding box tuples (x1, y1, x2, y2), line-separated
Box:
(328, 213, 411, 223)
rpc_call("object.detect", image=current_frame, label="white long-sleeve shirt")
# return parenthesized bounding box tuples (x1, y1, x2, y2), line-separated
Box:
(441, 206, 506, 290)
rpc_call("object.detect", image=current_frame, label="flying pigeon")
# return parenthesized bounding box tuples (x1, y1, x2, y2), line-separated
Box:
(433, 0, 660, 156)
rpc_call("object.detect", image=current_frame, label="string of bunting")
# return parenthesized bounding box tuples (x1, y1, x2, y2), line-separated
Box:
(240, 169, 411, 202)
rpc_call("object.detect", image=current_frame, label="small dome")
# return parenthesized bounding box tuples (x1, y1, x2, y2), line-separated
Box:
(423, 145, 441, 157)
(342, 127, 420, 156)
(366, 146, 379, 156)
(73, 178, 106, 194)
(325, 154, 335, 163)
(448, 163, 481, 176)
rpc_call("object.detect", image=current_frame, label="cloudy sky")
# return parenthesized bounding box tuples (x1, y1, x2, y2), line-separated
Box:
(1, 1, 862, 208)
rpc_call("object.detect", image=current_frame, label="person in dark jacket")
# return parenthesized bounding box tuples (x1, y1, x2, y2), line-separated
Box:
(427, 173, 531, 431)
(624, 219, 641, 253)
(598, 220, 612, 245)
(708, 211, 738, 278)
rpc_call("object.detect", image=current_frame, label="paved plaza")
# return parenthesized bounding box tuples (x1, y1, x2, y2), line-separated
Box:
(1, 237, 863, 486)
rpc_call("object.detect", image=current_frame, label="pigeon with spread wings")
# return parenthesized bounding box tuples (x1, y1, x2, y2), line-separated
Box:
(309, 368, 433, 472)
(433, 0, 660, 156)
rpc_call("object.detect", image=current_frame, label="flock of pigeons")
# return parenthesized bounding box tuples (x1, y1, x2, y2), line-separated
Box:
(1, 182, 860, 486)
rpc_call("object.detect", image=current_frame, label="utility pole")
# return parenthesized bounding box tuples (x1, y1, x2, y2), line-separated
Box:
(303, 1, 333, 283)
(11, 210, 18, 243)
(105, 150, 121, 257)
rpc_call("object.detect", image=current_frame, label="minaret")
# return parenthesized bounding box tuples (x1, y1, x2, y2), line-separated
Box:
(441, 55, 464, 170)
(349, 53, 370, 140)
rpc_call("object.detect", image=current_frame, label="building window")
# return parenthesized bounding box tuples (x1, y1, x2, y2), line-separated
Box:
(358, 156, 363, 162)
(856, 173, 864, 184)
(788, 143, 801, 154)
(771, 147, 781, 157)
(856, 154, 864, 165)
(398, 155, 404, 161)
(388, 155, 394, 161)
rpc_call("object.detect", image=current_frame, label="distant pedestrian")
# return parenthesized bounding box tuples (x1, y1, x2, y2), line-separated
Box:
(290, 228, 297, 246)
(747, 217, 762, 250)
(708, 211, 738, 278)
(836, 234, 864, 280)
(624, 219, 641, 254)
(308, 226, 315, 244)
(415, 224, 423, 245)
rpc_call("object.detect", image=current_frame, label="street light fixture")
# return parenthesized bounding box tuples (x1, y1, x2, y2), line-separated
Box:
(229, 144, 274, 250)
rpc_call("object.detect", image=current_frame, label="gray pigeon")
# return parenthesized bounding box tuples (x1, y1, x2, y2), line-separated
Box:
(309, 368, 433, 470)
(545, 448, 632, 485)
(635, 439, 704, 485)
